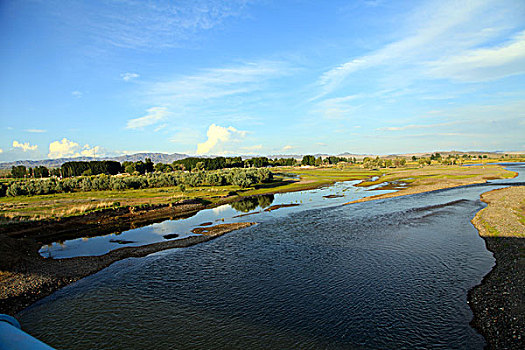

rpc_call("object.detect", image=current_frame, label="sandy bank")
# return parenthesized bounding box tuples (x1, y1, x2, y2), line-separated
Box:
(344, 165, 517, 205)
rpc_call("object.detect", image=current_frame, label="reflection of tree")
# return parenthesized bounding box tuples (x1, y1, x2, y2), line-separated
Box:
(257, 194, 274, 209)
(231, 195, 274, 212)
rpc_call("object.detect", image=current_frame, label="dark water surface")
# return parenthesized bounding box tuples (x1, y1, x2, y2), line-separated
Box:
(18, 164, 525, 349)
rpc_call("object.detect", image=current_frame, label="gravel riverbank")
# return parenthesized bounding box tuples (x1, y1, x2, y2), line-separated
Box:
(469, 186, 525, 349)
(0, 222, 255, 315)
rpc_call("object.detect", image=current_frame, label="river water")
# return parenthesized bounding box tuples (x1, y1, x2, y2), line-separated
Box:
(18, 164, 525, 349)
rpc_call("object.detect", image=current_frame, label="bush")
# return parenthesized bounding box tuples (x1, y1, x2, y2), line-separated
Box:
(1, 168, 275, 197)
(6, 182, 26, 197)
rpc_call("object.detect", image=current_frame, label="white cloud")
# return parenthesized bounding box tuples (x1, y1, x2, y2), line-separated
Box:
(148, 61, 290, 107)
(121, 72, 140, 81)
(0, 148, 3, 154)
(282, 145, 293, 151)
(59, 0, 252, 49)
(154, 123, 168, 132)
(72, 90, 83, 98)
(13, 140, 38, 152)
(314, 94, 362, 120)
(317, 0, 525, 95)
(24, 129, 47, 133)
(377, 122, 457, 131)
(48, 138, 104, 158)
(126, 107, 170, 129)
(196, 124, 247, 155)
(426, 30, 525, 82)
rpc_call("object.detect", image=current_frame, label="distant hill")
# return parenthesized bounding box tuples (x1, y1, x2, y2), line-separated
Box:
(1, 150, 521, 170)
(0, 152, 189, 170)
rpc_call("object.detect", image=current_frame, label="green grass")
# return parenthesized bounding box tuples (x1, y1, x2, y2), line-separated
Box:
(0, 163, 517, 222)
(481, 219, 502, 237)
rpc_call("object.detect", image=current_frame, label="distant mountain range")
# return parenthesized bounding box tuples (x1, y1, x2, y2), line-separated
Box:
(0, 152, 189, 170)
(0, 150, 520, 170)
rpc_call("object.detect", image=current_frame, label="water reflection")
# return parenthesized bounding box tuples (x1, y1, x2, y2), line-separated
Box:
(230, 194, 274, 212)
(22, 165, 525, 349)
(40, 180, 391, 259)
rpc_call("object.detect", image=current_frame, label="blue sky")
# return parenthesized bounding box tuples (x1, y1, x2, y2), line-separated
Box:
(1, 0, 524, 161)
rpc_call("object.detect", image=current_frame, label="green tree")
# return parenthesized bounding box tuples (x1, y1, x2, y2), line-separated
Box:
(145, 158, 154, 173)
(34, 166, 50, 178)
(11, 166, 27, 178)
(301, 155, 315, 166)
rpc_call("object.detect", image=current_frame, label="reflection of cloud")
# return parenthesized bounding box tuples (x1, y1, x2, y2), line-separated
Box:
(152, 221, 176, 235)
(212, 205, 230, 214)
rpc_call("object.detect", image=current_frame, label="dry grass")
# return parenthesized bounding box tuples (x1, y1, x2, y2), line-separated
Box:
(472, 186, 525, 238)
(344, 165, 516, 205)
(52, 201, 118, 217)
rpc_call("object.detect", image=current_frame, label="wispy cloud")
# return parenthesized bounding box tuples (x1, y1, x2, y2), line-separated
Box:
(121, 72, 140, 81)
(314, 94, 362, 120)
(317, 0, 525, 96)
(133, 61, 292, 131)
(196, 124, 247, 155)
(426, 30, 525, 82)
(126, 107, 170, 129)
(377, 121, 457, 131)
(147, 61, 291, 106)
(72, 90, 83, 98)
(13, 140, 38, 152)
(24, 129, 47, 133)
(60, 0, 253, 49)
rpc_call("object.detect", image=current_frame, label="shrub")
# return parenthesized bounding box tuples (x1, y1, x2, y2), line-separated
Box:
(6, 182, 26, 197)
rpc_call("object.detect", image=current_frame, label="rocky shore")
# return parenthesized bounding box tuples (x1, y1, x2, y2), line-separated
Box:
(0, 219, 255, 315)
(469, 186, 525, 349)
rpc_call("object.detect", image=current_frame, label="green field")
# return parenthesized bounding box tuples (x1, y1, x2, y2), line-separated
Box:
(0, 163, 517, 222)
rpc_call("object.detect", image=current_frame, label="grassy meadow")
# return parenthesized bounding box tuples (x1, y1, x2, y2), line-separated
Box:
(0, 161, 518, 222)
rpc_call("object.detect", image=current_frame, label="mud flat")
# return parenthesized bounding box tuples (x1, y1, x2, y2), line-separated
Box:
(469, 186, 525, 349)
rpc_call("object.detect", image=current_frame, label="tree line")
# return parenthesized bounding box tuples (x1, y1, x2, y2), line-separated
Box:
(1, 168, 273, 198)
(300, 155, 357, 166)
(8, 157, 298, 179)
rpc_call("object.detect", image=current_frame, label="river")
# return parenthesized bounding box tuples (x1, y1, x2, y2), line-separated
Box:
(18, 163, 525, 349)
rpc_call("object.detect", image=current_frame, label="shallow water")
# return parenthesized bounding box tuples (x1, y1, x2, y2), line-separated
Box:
(39, 180, 394, 259)
(20, 164, 525, 349)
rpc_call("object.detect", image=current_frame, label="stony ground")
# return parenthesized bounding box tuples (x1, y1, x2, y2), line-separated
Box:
(0, 222, 255, 315)
(469, 186, 525, 349)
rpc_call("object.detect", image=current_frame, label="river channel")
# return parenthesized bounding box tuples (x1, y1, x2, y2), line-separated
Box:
(18, 163, 525, 349)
